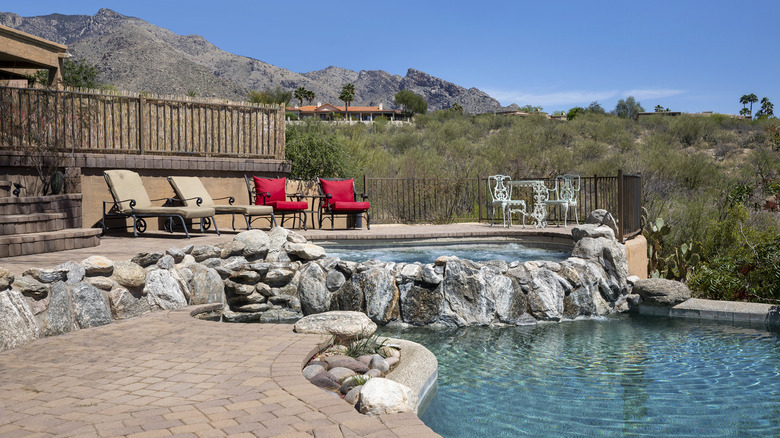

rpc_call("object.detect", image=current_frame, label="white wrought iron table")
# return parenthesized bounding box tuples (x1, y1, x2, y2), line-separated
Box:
(507, 180, 548, 228)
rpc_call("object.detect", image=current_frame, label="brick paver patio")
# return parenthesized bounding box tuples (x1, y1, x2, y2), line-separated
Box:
(0, 223, 575, 437)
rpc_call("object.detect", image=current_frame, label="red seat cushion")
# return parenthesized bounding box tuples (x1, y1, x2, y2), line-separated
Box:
(253, 176, 286, 204)
(320, 178, 357, 208)
(267, 200, 308, 211)
(330, 201, 370, 212)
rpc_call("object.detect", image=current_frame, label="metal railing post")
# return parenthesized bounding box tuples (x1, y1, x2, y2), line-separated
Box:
(617, 169, 624, 241)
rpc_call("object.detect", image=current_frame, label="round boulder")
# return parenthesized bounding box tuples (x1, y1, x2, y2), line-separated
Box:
(357, 378, 418, 416)
(294, 311, 377, 343)
(633, 278, 691, 306)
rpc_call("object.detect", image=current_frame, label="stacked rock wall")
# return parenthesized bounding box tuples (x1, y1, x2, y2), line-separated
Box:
(0, 223, 630, 352)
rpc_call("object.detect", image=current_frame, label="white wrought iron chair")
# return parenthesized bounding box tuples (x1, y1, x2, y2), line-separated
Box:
(488, 175, 526, 227)
(545, 174, 580, 227)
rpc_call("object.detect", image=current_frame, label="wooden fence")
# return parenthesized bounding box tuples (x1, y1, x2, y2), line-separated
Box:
(0, 86, 285, 159)
(361, 171, 642, 239)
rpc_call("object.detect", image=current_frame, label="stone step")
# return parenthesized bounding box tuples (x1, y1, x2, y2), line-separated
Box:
(0, 228, 101, 258)
(0, 212, 75, 235)
(0, 194, 82, 216)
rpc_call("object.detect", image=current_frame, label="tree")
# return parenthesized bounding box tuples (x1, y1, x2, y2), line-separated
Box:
(394, 89, 428, 116)
(755, 97, 774, 119)
(614, 96, 645, 120)
(304, 89, 316, 105)
(339, 83, 355, 119)
(654, 104, 670, 112)
(62, 58, 102, 89)
(740, 93, 759, 119)
(449, 102, 463, 114)
(293, 87, 308, 107)
(247, 87, 291, 105)
(586, 101, 606, 114)
(517, 104, 543, 113)
(567, 101, 606, 120)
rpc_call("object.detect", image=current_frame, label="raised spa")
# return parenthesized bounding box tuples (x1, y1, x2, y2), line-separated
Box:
(317, 239, 571, 264)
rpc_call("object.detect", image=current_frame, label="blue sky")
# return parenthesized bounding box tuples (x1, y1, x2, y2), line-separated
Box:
(6, 1, 780, 114)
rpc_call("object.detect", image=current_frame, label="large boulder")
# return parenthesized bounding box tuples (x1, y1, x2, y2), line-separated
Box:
(187, 264, 225, 305)
(357, 378, 418, 416)
(399, 282, 442, 325)
(633, 278, 691, 306)
(108, 287, 151, 319)
(82, 256, 114, 276)
(39, 282, 74, 336)
(0, 266, 14, 290)
(439, 259, 493, 326)
(524, 268, 566, 321)
(294, 311, 377, 343)
(572, 224, 616, 243)
(236, 229, 271, 260)
(571, 236, 628, 297)
(0, 289, 38, 351)
(356, 267, 399, 324)
(71, 283, 113, 329)
(144, 269, 187, 310)
(284, 242, 326, 260)
(111, 260, 146, 289)
(586, 209, 619, 237)
(298, 262, 331, 314)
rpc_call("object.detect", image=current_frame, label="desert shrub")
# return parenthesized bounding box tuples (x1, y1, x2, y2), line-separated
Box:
(285, 124, 353, 179)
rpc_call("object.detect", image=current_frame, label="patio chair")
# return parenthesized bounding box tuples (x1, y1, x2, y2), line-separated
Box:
(246, 175, 308, 230)
(168, 176, 275, 231)
(488, 175, 526, 227)
(545, 174, 580, 227)
(102, 169, 219, 238)
(317, 177, 371, 230)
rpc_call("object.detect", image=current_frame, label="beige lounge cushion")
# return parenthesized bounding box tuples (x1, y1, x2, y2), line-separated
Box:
(104, 169, 153, 212)
(134, 206, 216, 219)
(168, 176, 215, 208)
(214, 205, 273, 215)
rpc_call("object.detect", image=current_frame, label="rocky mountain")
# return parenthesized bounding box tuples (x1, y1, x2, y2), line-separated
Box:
(0, 9, 503, 113)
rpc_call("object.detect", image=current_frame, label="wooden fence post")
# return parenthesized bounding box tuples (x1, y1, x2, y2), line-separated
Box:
(617, 169, 624, 241)
(593, 174, 598, 211)
(138, 95, 145, 154)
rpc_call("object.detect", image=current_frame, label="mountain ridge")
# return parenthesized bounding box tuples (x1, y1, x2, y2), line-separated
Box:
(0, 8, 503, 113)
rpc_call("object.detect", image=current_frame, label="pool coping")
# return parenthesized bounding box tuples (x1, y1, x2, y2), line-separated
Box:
(638, 298, 780, 327)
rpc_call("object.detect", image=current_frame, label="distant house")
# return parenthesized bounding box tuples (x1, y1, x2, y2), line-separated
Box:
(495, 110, 567, 121)
(286, 103, 407, 121)
(637, 111, 749, 120)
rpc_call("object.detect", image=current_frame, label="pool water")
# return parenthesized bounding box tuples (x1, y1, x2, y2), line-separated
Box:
(320, 241, 570, 264)
(380, 315, 780, 437)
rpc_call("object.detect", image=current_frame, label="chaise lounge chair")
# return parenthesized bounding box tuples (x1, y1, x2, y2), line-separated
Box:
(317, 177, 370, 230)
(168, 176, 276, 231)
(246, 175, 308, 230)
(102, 169, 219, 238)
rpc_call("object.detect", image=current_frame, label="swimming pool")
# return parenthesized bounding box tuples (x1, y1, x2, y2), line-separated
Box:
(380, 315, 780, 437)
(319, 240, 571, 264)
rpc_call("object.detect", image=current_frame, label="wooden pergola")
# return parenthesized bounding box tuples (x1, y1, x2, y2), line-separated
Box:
(0, 24, 68, 89)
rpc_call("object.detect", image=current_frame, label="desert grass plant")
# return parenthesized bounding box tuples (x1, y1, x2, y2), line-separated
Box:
(344, 331, 388, 358)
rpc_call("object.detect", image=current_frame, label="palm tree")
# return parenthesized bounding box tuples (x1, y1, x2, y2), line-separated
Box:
(304, 89, 316, 105)
(339, 83, 355, 120)
(294, 87, 307, 107)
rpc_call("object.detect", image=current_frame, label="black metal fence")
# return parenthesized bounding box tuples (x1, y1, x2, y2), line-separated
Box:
(361, 171, 642, 240)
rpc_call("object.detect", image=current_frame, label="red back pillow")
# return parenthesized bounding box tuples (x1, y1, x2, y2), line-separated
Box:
(253, 176, 286, 204)
(320, 178, 354, 205)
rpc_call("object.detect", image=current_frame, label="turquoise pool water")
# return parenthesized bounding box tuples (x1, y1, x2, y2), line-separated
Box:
(380, 315, 780, 437)
(320, 241, 570, 264)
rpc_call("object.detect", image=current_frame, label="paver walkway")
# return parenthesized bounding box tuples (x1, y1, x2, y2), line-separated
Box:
(0, 307, 438, 437)
(0, 223, 575, 437)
